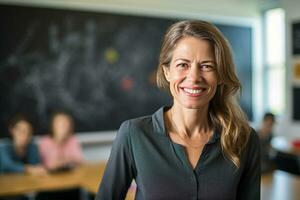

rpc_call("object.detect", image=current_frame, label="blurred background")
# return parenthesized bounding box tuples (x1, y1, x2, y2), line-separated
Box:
(0, 0, 300, 200)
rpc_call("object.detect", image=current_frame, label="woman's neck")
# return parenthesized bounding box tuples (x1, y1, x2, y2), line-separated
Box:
(53, 135, 69, 145)
(169, 102, 211, 138)
(13, 143, 26, 157)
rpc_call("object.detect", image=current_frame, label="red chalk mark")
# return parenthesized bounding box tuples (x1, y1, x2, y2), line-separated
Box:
(121, 77, 134, 91)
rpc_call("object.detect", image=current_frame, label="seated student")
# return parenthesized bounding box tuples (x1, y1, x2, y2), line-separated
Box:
(0, 114, 47, 175)
(39, 111, 83, 171)
(257, 112, 276, 173)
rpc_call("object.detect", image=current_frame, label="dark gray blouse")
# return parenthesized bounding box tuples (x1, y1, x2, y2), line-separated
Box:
(96, 106, 260, 200)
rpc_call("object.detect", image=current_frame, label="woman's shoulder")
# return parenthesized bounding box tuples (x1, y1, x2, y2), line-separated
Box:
(127, 114, 153, 128)
(123, 106, 165, 132)
(117, 106, 166, 141)
(0, 139, 13, 151)
(248, 128, 259, 144)
(0, 138, 12, 146)
(121, 112, 159, 134)
(242, 127, 260, 157)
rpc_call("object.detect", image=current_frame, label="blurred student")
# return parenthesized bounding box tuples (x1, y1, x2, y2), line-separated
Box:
(0, 114, 47, 175)
(257, 112, 276, 173)
(39, 111, 83, 171)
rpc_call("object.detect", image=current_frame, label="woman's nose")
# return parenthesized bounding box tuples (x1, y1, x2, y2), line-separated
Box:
(187, 64, 203, 82)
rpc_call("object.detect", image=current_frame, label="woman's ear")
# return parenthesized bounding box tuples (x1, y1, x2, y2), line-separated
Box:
(162, 65, 170, 82)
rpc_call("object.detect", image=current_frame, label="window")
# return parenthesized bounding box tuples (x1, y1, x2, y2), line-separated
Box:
(264, 8, 285, 115)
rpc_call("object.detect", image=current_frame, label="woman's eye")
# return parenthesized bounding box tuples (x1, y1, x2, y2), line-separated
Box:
(201, 64, 214, 71)
(177, 63, 188, 68)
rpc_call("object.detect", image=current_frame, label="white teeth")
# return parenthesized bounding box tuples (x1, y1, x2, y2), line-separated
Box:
(183, 88, 203, 94)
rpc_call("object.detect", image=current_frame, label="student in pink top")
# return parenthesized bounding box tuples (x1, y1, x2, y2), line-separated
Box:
(39, 111, 83, 171)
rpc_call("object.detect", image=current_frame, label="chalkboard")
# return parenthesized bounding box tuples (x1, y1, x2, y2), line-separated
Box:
(0, 4, 253, 137)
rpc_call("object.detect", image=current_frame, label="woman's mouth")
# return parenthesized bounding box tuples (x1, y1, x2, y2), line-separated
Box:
(181, 87, 206, 97)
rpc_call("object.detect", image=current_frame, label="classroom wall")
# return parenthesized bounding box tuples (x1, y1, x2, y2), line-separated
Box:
(274, 0, 300, 139)
(0, 0, 264, 161)
(0, 0, 260, 19)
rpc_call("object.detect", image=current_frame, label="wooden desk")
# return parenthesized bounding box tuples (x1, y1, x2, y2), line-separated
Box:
(78, 163, 136, 200)
(0, 165, 84, 196)
(0, 162, 135, 200)
(1, 162, 300, 200)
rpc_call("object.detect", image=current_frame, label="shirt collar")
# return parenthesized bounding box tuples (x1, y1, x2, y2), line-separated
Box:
(152, 106, 220, 143)
(151, 106, 169, 136)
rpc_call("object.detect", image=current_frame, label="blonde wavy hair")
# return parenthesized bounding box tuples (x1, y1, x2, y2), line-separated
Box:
(157, 20, 251, 168)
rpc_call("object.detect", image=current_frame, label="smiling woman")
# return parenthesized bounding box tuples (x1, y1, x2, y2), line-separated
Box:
(162, 37, 218, 110)
(96, 20, 260, 200)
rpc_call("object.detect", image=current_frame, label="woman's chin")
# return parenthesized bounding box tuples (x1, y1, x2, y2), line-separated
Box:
(172, 94, 210, 110)
(179, 101, 208, 110)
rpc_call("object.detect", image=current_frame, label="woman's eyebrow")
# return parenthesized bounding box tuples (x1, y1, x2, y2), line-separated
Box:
(201, 60, 216, 64)
(174, 58, 191, 62)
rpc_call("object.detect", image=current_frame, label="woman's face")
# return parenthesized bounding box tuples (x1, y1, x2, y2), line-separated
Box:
(163, 36, 218, 109)
(11, 120, 32, 147)
(52, 114, 72, 143)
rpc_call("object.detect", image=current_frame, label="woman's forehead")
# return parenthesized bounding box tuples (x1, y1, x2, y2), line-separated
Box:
(54, 114, 71, 121)
(15, 120, 31, 128)
(172, 37, 214, 60)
